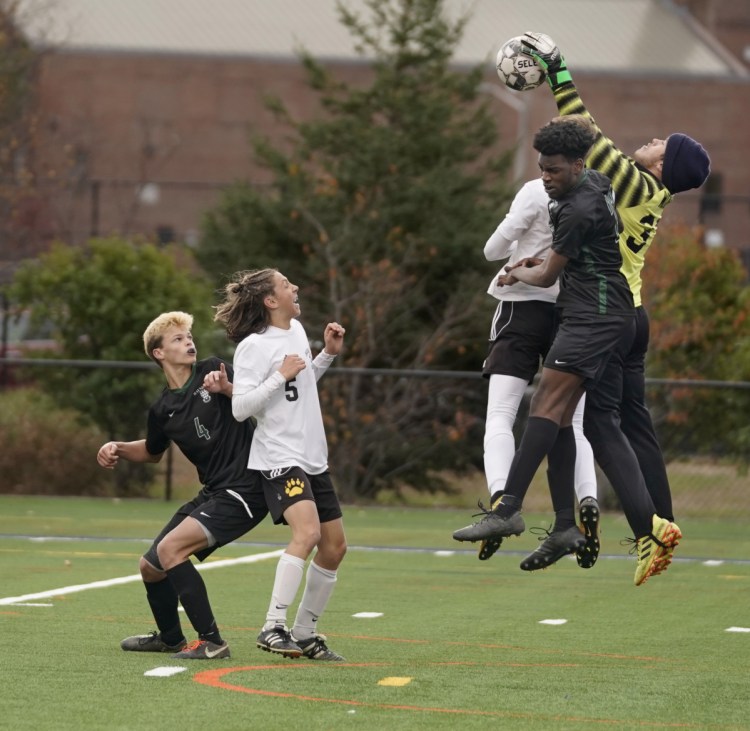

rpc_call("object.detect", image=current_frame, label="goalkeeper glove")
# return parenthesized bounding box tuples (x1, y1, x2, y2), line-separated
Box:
(520, 32, 573, 89)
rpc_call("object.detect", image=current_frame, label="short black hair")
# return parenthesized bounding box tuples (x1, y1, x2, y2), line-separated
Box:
(533, 118, 595, 162)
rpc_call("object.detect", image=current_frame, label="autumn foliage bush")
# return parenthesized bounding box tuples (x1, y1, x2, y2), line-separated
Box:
(0, 388, 113, 496)
(642, 224, 750, 462)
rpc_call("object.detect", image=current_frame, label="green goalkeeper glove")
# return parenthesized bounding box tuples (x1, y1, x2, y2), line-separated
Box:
(520, 32, 573, 89)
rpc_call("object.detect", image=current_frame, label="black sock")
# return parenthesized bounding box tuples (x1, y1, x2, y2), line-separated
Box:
(500, 417, 560, 510)
(585, 409, 655, 538)
(144, 577, 184, 646)
(552, 508, 576, 531)
(495, 493, 522, 518)
(489, 490, 504, 507)
(547, 426, 577, 531)
(166, 561, 223, 645)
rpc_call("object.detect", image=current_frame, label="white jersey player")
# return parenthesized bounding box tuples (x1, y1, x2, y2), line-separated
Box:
(214, 268, 348, 662)
(454, 178, 600, 570)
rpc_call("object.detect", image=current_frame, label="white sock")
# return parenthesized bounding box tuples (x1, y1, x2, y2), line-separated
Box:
(264, 552, 306, 630)
(572, 394, 598, 503)
(291, 561, 337, 641)
(483, 374, 527, 497)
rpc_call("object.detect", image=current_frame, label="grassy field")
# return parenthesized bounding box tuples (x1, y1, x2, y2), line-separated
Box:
(1, 495, 749, 731)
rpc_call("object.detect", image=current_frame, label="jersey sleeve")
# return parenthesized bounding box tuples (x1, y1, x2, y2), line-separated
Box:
(552, 82, 663, 209)
(145, 407, 170, 456)
(311, 351, 336, 382)
(484, 181, 542, 261)
(231, 338, 286, 421)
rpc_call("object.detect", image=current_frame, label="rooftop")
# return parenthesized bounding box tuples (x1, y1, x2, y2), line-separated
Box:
(20, 0, 747, 77)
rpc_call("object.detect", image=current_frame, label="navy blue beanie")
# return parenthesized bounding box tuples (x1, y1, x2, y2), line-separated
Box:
(662, 133, 711, 194)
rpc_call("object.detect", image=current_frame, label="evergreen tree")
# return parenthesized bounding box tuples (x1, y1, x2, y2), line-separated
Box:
(197, 0, 515, 498)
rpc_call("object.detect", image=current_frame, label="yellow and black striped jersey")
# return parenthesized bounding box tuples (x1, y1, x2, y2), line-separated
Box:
(552, 83, 672, 307)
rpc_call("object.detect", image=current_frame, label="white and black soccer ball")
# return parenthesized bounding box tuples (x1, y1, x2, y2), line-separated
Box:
(495, 36, 547, 92)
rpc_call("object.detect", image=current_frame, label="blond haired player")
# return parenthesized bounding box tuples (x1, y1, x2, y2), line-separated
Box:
(97, 311, 267, 658)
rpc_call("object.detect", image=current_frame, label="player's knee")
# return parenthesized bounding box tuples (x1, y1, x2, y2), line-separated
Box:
(290, 524, 321, 554)
(316, 537, 347, 569)
(155, 538, 180, 572)
(325, 537, 348, 564)
(582, 418, 602, 445)
(333, 539, 347, 565)
(583, 411, 619, 447)
(139, 556, 165, 582)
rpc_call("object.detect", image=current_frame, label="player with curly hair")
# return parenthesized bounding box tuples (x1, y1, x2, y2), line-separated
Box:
(453, 173, 601, 571)
(518, 32, 710, 575)
(453, 118, 681, 585)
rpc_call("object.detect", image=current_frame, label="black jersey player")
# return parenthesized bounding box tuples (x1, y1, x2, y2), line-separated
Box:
(518, 31, 709, 576)
(97, 311, 268, 659)
(453, 119, 681, 586)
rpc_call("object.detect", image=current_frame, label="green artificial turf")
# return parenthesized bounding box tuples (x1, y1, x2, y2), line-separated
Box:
(1, 496, 748, 730)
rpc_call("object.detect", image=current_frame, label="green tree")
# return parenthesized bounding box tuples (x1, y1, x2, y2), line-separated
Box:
(9, 237, 215, 494)
(0, 0, 42, 259)
(196, 0, 513, 498)
(643, 225, 750, 462)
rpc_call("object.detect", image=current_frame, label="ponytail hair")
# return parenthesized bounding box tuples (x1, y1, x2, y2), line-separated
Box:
(213, 268, 278, 343)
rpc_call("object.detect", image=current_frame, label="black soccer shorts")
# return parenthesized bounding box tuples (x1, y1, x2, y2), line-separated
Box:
(259, 466, 343, 525)
(143, 476, 269, 570)
(544, 312, 633, 387)
(482, 299, 556, 383)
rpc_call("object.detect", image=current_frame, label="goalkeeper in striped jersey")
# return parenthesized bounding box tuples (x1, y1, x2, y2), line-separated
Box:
(520, 32, 710, 552)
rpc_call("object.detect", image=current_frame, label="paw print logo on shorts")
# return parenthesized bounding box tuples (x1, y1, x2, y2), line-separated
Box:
(284, 477, 305, 497)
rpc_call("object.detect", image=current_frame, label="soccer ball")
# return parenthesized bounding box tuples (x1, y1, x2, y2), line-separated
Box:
(495, 36, 547, 91)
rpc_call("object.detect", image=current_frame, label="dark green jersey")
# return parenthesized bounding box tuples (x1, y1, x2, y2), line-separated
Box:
(550, 169, 634, 317)
(553, 82, 672, 307)
(146, 357, 254, 491)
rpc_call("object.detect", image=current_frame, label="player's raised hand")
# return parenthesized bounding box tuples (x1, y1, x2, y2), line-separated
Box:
(323, 322, 345, 356)
(203, 362, 231, 395)
(520, 32, 572, 88)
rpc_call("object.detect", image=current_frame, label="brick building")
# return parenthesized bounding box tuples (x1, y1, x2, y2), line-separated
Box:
(6, 0, 750, 269)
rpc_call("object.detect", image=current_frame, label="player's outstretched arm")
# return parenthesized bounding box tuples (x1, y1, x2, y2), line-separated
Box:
(521, 32, 651, 206)
(96, 439, 162, 468)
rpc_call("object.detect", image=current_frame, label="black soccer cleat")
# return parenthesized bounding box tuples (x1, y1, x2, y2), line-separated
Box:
(172, 639, 231, 660)
(477, 536, 504, 561)
(576, 496, 601, 569)
(256, 624, 302, 658)
(520, 525, 586, 572)
(120, 631, 186, 653)
(292, 632, 345, 661)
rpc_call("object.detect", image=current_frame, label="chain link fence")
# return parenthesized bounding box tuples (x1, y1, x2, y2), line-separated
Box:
(1, 357, 748, 518)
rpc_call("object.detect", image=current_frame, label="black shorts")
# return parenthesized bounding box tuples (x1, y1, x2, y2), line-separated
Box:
(259, 466, 343, 526)
(482, 300, 556, 383)
(143, 476, 269, 571)
(584, 308, 644, 413)
(544, 311, 634, 388)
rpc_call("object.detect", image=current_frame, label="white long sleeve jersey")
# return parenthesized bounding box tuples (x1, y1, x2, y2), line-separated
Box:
(484, 178, 559, 303)
(231, 319, 335, 475)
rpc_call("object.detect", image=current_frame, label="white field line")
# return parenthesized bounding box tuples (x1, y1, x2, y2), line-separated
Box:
(0, 548, 284, 606)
